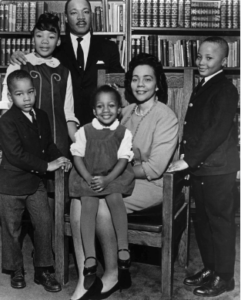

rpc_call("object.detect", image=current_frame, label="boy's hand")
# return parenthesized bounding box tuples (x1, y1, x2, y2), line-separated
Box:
(10, 51, 27, 66)
(167, 159, 189, 172)
(47, 157, 71, 172)
(91, 176, 109, 192)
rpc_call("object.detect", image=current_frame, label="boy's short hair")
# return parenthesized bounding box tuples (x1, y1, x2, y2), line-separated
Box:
(7, 70, 34, 92)
(91, 85, 122, 108)
(203, 36, 229, 57)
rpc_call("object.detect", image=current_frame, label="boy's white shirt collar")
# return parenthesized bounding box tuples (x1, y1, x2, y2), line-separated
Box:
(203, 70, 223, 85)
(28, 52, 60, 68)
(22, 108, 36, 122)
(92, 118, 119, 130)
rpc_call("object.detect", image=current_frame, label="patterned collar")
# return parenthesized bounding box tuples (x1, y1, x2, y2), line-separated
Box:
(28, 52, 60, 68)
(92, 118, 119, 130)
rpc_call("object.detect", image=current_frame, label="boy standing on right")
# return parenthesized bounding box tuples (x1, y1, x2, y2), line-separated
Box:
(168, 37, 239, 297)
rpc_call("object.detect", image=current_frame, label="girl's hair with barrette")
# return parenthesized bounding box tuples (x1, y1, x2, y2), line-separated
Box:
(32, 13, 60, 37)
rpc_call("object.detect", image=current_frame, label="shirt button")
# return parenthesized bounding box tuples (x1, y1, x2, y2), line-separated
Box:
(189, 103, 193, 107)
(201, 182, 204, 185)
(184, 121, 187, 125)
(39, 135, 41, 139)
(42, 150, 45, 153)
(183, 140, 187, 144)
(198, 166, 200, 168)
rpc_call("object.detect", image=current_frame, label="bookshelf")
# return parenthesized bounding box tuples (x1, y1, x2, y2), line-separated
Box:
(0, 0, 128, 69)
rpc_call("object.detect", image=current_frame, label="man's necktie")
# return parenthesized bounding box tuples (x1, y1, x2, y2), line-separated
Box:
(77, 37, 84, 69)
(29, 110, 38, 128)
(195, 77, 205, 93)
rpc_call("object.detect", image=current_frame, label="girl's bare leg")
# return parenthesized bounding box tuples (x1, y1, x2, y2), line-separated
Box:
(70, 198, 118, 298)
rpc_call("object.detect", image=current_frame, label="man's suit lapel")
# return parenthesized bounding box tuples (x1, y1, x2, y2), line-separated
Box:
(191, 72, 226, 101)
(85, 35, 102, 71)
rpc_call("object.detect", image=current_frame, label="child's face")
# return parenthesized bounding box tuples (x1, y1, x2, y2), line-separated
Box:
(196, 42, 227, 77)
(8, 78, 36, 113)
(93, 92, 121, 126)
(34, 29, 60, 59)
(131, 64, 158, 103)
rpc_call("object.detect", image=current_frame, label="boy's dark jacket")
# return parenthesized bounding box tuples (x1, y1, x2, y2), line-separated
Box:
(0, 105, 62, 195)
(182, 71, 239, 176)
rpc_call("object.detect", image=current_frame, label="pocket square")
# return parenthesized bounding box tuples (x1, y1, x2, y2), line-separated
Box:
(97, 60, 105, 64)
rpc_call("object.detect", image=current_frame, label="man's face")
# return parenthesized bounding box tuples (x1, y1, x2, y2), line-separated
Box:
(65, 0, 92, 36)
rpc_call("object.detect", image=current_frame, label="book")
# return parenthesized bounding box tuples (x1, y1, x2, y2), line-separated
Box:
(132, 0, 139, 27)
(139, 0, 145, 27)
(146, 0, 152, 27)
(1, 38, 6, 66)
(220, 0, 227, 28)
(6, 38, 11, 65)
(0, 4, 4, 32)
(37, 2, 48, 21)
(152, 0, 158, 27)
(4, 4, 9, 32)
(165, 0, 172, 28)
(95, 6, 102, 32)
(171, 0, 178, 28)
(140, 36, 146, 53)
(29, 2, 37, 31)
(178, 0, 184, 27)
(232, 0, 239, 29)
(158, 0, 165, 28)
(184, 0, 191, 28)
(16, 2, 23, 32)
(22, 2, 30, 32)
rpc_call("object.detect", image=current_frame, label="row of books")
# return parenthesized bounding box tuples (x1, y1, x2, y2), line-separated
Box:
(90, 3, 125, 32)
(132, 0, 240, 29)
(0, 38, 35, 66)
(131, 36, 240, 68)
(0, 36, 126, 68)
(0, 1, 47, 32)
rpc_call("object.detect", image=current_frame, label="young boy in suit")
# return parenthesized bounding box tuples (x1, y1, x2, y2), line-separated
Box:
(0, 70, 72, 292)
(168, 37, 239, 297)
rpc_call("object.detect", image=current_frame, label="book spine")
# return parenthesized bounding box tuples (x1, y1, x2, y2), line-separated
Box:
(22, 2, 29, 32)
(29, 2, 37, 31)
(95, 7, 102, 32)
(152, 0, 158, 27)
(31, 37, 35, 52)
(20, 38, 26, 52)
(0, 4, 4, 32)
(132, 0, 139, 27)
(6, 38, 11, 65)
(60, 13, 65, 33)
(119, 4, 124, 32)
(1, 38, 6, 66)
(159, 39, 164, 63)
(9, 3, 13, 32)
(232, 0, 239, 29)
(182, 39, 187, 67)
(171, 0, 178, 28)
(226, 0, 232, 28)
(12, 4, 16, 32)
(168, 40, 174, 66)
(191, 21, 220, 28)
(220, 0, 227, 28)
(178, 0, 184, 27)
(26, 38, 31, 54)
(158, 0, 165, 28)
(11, 38, 16, 55)
(153, 35, 158, 57)
(102, 0, 108, 32)
(163, 39, 167, 66)
(184, 0, 191, 28)
(16, 2, 23, 32)
(4, 4, 9, 32)
(139, 0, 145, 27)
(165, 0, 172, 28)
(136, 38, 141, 55)
(140, 36, 146, 53)
(146, 0, 152, 27)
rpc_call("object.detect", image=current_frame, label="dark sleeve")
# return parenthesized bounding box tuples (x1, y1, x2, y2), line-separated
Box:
(40, 111, 63, 162)
(184, 84, 238, 168)
(104, 40, 124, 73)
(0, 117, 48, 174)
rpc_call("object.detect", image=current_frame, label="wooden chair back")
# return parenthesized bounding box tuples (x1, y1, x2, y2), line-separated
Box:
(54, 68, 194, 299)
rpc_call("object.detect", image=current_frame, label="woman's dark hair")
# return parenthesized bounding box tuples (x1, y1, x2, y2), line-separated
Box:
(125, 53, 168, 104)
(32, 13, 60, 37)
(91, 85, 122, 109)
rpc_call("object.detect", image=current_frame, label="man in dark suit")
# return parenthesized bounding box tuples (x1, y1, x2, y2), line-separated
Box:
(0, 70, 71, 292)
(168, 37, 239, 297)
(9, 0, 124, 125)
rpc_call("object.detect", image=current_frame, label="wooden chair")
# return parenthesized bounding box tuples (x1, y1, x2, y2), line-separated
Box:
(55, 68, 194, 299)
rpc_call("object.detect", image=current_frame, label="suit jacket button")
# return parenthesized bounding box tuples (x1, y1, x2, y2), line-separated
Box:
(184, 121, 187, 125)
(39, 135, 41, 139)
(42, 150, 45, 153)
(183, 140, 187, 144)
(189, 103, 193, 107)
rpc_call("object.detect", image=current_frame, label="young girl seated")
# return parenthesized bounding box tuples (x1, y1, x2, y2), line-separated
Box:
(1, 13, 79, 157)
(69, 85, 135, 290)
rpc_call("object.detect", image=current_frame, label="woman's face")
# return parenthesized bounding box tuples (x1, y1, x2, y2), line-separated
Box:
(131, 64, 157, 103)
